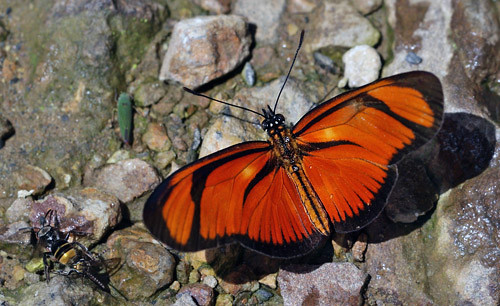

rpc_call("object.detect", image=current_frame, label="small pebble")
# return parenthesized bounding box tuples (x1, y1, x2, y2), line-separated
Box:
(313, 52, 337, 74)
(242, 62, 256, 87)
(405, 51, 423, 65)
(202, 275, 218, 288)
(352, 233, 368, 262)
(342, 45, 381, 88)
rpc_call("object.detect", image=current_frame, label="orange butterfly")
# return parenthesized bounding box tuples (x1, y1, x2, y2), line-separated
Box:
(143, 39, 443, 258)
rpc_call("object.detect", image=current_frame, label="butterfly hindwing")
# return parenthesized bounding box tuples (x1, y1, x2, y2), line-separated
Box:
(293, 71, 443, 232)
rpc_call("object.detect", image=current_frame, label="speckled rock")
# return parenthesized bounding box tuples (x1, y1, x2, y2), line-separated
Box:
(28, 188, 121, 245)
(142, 122, 172, 152)
(309, 0, 380, 50)
(351, 0, 382, 15)
(105, 224, 176, 300)
(215, 293, 234, 306)
(13, 165, 52, 197)
(106, 149, 131, 164)
(232, 0, 285, 44)
(364, 156, 500, 305)
(5, 197, 33, 223)
(173, 293, 198, 306)
(3, 276, 102, 306)
(194, 0, 231, 14)
(133, 78, 167, 107)
(258, 273, 277, 289)
(341, 45, 381, 88)
(383, 0, 500, 119)
(159, 15, 251, 88)
(84, 158, 160, 203)
(287, 0, 317, 13)
(0, 248, 27, 290)
(177, 283, 214, 306)
(278, 263, 369, 306)
(352, 233, 367, 262)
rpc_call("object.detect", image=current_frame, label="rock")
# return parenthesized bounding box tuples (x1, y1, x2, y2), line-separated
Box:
(13, 165, 52, 197)
(133, 78, 167, 107)
(202, 275, 218, 288)
(313, 51, 338, 74)
(250, 46, 276, 69)
(175, 260, 192, 285)
(258, 273, 277, 289)
(341, 45, 381, 88)
(142, 122, 172, 152)
(193, 0, 231, 14)
(189, 269, 201, 283)
(242, 62, 256, 86)
(84, 158, 160, 203)
(215, 293, 234, 306)
(0, 220, 31, 247)
(173, 293, 198, 306)
(153, 150, 176, 170)
(365, 159, 500, 304)
(383, 1, 452, 74)
(351, 233, 367, 262)
(278, 263, 368, 306)
(198, 115, 261, 158)
(159, 15, 252, 88)
(3, 275, 96, 305)
(105, 224, 176, 300)
(6, 197, 33, 223)
(405, 51, 423, 65)
(309, 0, 380, 50)
(254, 288, 273, 303)
(232, 0, 285, 44)
(287, 0, 317, 13)
(177, 283, 214, 306)
(351, 0, 383, 15)
(29, 188, 121, 245)
(106, 149, 131, 164)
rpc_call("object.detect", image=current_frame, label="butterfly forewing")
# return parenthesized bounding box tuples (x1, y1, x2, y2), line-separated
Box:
(293, 71, 443, 232)
(143, 141, 324, 256)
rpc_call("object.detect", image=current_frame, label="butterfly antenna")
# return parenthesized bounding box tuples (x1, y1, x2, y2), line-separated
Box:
(273, 30, 305, 114)
(183, 87, 265, 118)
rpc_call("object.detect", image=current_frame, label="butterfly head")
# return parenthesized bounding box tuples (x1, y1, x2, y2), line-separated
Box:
(261, 107, 285, 132)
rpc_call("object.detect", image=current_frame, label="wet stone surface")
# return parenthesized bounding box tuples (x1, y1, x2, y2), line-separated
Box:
(278, 263, 369, 306)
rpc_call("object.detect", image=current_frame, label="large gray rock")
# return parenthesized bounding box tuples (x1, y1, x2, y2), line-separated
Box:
(159, 15, 252, 88)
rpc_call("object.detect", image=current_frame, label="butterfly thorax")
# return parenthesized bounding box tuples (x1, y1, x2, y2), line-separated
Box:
(263, 115, 299, 169)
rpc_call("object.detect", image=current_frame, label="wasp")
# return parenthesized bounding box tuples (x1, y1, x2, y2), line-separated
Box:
(23, 210, 119, 293)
